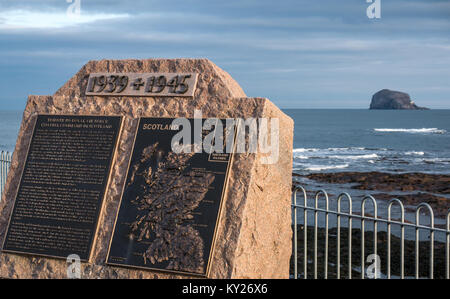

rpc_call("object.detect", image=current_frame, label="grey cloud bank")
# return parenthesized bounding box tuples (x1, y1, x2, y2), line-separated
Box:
(0, 0, 449, 109)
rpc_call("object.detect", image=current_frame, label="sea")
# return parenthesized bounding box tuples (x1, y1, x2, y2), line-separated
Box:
(1, 109, 449, 174)
(285, 109, 450, 175)
(0, 109, 448, 239)
(283, 109, 450, 237)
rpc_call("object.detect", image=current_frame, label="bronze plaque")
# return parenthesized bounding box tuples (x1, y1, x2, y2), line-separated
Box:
(2, 115, 122, 261)
(107, 118, 234, 276)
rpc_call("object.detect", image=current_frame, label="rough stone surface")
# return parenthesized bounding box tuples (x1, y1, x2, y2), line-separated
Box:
(369, 89, 428, 110)
(0, 59, 293, 279)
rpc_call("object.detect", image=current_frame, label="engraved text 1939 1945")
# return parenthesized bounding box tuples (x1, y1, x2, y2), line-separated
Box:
(86, 73, 198, 97)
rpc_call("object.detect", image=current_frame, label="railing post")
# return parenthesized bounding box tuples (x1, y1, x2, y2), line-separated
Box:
(0, 151, 12, 201)
(292, 186, 308, 279)
(1, 151, 3, 196)
(415, 203, 434, 279)
(313, 193, 318, 279)
(387, 199, 405, 279)
(314, 190, 329, 279)
(292, 186, 307, 279)
(337, 193, 352, 279)
(361, 195, 378, 279)
(1, 151, 4, 196)
(447, 210, 449, 280)
(303, 189, 308, 279)
(293, 188, 298, 279)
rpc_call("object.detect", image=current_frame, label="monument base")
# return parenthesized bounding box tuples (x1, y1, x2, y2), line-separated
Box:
(0, 59, 293, 278)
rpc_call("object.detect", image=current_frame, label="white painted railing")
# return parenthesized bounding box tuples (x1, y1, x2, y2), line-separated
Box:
(292, 186, 450, 279)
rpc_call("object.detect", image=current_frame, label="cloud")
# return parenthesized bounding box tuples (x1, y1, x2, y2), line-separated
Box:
(0, 9, 129, 29)
(0, 0, 449, 108)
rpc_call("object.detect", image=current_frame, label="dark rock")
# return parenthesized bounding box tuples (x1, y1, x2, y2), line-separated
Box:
(302, 171, 450, 194)
(370, 89, 429, 110)
(371, 192, 449, 218)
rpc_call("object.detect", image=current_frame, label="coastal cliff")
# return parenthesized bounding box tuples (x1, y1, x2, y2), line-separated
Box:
(370, 89, 429, 110)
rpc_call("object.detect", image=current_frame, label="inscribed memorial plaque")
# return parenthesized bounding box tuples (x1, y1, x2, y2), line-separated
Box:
(2, 115, 122, 261)
(107, 117, 233, 276)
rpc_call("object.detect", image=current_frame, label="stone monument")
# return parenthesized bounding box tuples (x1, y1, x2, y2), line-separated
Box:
(0, 59, 293, 278)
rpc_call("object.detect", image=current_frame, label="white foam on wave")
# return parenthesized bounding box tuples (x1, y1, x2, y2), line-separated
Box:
(328, 154, 379, 160)
(374, 128, 446, 134)
(423, 158, 450, 163)
(293, 147, 386, 162)
(294, 155, 309, 160)
(405, 151, 425, 156)
(293, 147, 368, 152)
(293, 147, 373, 156)
(305, 164, 349, 171)
(293, 148, 320, 153)
(326, 147, 366, 151)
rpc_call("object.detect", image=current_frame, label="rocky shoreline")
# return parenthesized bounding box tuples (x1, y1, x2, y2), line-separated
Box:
(293, 171, 450, 218)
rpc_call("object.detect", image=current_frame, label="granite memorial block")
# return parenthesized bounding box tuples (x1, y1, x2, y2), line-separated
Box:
(0, 58, 293, 278)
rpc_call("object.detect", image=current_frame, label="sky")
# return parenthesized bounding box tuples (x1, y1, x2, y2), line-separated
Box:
(0, 0, 449, 110)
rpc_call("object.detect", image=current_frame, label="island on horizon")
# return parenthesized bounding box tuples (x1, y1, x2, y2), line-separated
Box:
(370, 89, 429, 110)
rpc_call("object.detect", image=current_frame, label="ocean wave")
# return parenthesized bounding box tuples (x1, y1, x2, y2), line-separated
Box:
(294, 155, 309, 160)
(293, 147, 375, 153)
(293, 148, 319, 153)
(423, 158, 450, 163)
(405, 151, 425, 156)
(328, 154, 379, 160)
(305, 164, 349, 171)
(326, 147, 366, 151)
(292, 147, 445, 172)
(293, 147, 386, 162)
(374, 128, 446, 134)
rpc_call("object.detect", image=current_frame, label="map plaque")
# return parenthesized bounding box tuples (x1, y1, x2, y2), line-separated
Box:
(107, 118, 233, 276)
(2, 115, 122, 261)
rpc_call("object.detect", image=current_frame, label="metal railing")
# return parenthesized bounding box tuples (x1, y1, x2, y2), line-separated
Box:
(292, 186, 450, 279)
(0, 151, 12, 196)
(0, 152, 448, 279)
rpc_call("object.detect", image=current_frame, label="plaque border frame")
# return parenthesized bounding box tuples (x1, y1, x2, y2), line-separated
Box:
(1, 114, 124, 263)
(105, 117, 236, 277)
